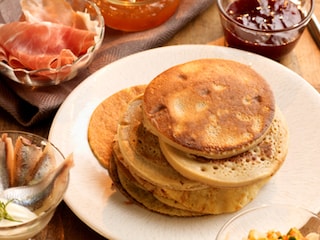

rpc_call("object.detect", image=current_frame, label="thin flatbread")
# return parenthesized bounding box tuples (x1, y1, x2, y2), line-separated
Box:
(88, 85, 146, 169)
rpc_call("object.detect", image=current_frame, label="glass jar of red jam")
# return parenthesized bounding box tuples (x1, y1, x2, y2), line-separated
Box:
(217, 0, 314, 60)
(93, 0, 180, 32)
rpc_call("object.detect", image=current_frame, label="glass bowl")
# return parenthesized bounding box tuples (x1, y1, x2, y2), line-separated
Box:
(217, 0, 314, 60)
(94, 0, 180, 32)
(216, 204, 320, 240)
(0, 131, 71, 240)
(0, 0, 105, 86)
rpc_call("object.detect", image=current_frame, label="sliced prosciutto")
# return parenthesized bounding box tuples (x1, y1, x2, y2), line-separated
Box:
(20, 0, 89, 30)
(0, 0, 100, 73)
(0, 21, 96, 70)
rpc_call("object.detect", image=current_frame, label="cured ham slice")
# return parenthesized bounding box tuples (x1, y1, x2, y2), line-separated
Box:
(0, 21, 96, 70)
(0, 0, 100, 75)
(20, 0, 88, 30)
(0, 47, 7, 64)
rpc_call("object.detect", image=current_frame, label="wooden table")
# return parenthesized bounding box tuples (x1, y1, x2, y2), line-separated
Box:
(0, 1, 319, 239)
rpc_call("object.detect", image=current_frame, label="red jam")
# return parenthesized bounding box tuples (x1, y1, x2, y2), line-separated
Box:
(223, 0, 304, 60)
(93, 0, 180, 32)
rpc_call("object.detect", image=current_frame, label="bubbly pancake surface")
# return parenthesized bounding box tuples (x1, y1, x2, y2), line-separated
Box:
(113, 130, 270, 216)
(110, 143, 204, 217)
(114, 93, 281, 216)
(160, 107, 288, 187)
(87, 59, 288, 217)
(143, 59, 275, 159)
(151, 177, 270, 214)
(117, 96, 207, 191)
(87, 85, 146, 169)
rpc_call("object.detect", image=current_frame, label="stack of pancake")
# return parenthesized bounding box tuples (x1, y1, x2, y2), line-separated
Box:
(88, 58, 289, 217)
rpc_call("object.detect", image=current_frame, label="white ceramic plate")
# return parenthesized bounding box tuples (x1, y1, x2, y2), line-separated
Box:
(49, 45, 320, 240)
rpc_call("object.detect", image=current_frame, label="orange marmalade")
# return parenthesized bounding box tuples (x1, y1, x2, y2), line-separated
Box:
(93, 0, 180, 32)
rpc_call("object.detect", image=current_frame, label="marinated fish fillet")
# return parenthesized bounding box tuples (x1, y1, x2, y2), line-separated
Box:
(12, 136, 43, 187)
(28, 142, 56, 185)
(0, 141, 9, 191)
(1, 134, 14, 188)
(2, 154, 73, 212)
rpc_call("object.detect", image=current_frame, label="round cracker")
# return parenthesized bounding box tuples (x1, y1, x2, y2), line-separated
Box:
(88, 85, 146, 169)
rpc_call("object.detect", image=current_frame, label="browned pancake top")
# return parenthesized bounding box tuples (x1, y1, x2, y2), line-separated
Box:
(160, 106, 289, 187)
(117, 96, 208, 191)
(143, 59, 275, 159)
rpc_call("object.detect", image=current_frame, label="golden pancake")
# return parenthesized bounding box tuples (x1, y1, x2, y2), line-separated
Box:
(143, 59, 275, 159)
(160, 107, 288, 187)
(117, 95, 207, 191)
(128, 170, 196, 212)
(128, 157, 270, 215)
(88, 85, 146, 169)
(88, 59, 288, 217)
(110, 143, 204, 217)
(115, 94, 275, 215)
(151, 177, 270, 215)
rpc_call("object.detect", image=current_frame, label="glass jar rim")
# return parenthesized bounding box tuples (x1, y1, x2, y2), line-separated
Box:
(217, 0, 315, 33)
(107, 0, 162, 6)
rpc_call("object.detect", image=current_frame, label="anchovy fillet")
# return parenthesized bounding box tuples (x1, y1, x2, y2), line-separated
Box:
(1, 154, 73, 211)
(0, 141, 9, 192)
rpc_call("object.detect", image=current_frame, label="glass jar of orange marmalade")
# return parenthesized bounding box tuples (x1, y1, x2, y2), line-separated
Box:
(93, 0, 180, 32)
